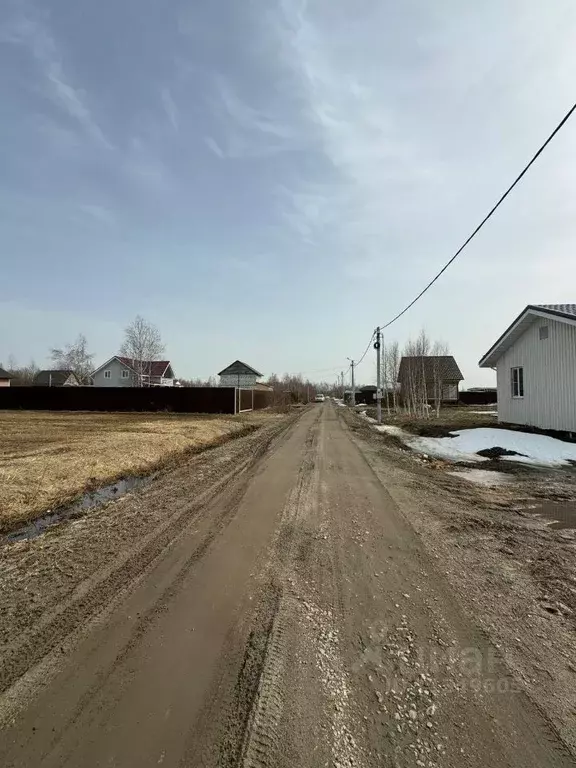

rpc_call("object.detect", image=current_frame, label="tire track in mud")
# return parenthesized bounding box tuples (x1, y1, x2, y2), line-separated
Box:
(233, 415, 321, 768)
(238, 595, 296, 768)
(0, 418, 294, 703)
(231, 408, 366, 768)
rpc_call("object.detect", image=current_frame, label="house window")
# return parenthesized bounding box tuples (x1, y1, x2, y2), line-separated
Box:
(104, 370, 111, 379)
(121, 369, 130, 379)
(511, 367, 524, 398)
(539, 326, 549, 340)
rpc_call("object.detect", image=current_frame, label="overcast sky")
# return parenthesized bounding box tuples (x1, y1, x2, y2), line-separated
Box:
(2, 0, 576, 386)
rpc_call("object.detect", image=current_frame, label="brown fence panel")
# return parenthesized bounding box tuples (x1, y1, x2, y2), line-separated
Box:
(253, 390, 272, 410)
(459, 390, 498, 406)
(0, 387, 236, 414)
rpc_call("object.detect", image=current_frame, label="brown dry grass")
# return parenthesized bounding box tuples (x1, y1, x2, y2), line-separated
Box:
(359, 405, 499, 435)
(0, 410, 274, 530)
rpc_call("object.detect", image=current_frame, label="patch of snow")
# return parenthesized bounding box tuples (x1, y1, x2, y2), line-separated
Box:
(409, 435, 488, 463)
(469, 411, 498, 416)
(447, 469, 511, 486)
(411, 428, 576, 467)
(374, 424, 404, 436)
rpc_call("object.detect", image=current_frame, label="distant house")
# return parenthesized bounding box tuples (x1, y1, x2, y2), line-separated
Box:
(0, 367, 12, 387)
(398, 356, 464, 403)
(92, 357, 175, 387)
(218, 360, 263, 388)
(33, 370, 81, 387)
(479, 304, 576, 433)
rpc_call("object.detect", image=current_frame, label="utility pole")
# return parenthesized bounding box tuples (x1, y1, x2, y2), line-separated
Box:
(375, 327, 382, 424)
(347, 358, 355, 406)
(340, 371, 344, 399)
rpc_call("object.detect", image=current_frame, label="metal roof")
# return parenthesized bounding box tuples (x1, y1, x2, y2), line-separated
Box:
(92, 356, 173, 377)
(398, 356, 463, 382)
(33, 370, 77, 386)
(116, 358, 172, 377)
(218, 360, 263, 377)
(535, 304, 576, 317)
(479, 304, 576, 367)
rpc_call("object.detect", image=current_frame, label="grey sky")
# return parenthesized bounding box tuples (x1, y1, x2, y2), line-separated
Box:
(1, 0, 576, 386)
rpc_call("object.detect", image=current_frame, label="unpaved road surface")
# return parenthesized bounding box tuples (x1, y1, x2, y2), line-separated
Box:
(0, 404, 573, 767)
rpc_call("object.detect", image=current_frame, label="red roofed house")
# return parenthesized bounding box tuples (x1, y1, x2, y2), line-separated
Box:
(91, 356, 176, 387)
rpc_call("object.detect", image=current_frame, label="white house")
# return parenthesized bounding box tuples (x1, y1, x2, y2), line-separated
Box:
(92, 356, 175, 387)
(479, 304, 576, 433)
(218, 360, 263, 388)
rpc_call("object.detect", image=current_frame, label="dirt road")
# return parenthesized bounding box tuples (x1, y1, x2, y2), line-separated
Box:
(0, 404, 572, 767)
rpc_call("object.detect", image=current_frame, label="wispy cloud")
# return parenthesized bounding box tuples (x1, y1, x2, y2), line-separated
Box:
(265, 1, 443, 269)
(207, 74, 308, 159)
(269, 0, 576, 291)
(78, 203, 115, 225)
(1, 6, 111, 149)
(161, 87, 179, 132)
(122, 136, 170, 192)
(204, 136, 225, 159)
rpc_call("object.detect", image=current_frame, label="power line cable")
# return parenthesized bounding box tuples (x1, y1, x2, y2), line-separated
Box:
(354, 330, 376, 367)
(379, 100, 576, 330)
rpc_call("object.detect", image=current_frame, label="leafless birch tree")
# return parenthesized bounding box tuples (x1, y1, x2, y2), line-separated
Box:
(402, 330, 432, 417)
(385, 341, 401, 412)
(120, 316, 165, 387)
(50, 334, 95, 383)
(431, 341, 450, 417)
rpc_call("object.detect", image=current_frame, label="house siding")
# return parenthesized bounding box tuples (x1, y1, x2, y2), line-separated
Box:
(398, 378, 460, 402)
(219, 373, 258, 388)
(0, 380, 10, 387)
(92, 358, 134, 387)
(496, 316, 576, 432)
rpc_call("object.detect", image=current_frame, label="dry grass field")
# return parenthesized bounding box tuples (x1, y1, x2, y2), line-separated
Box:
(358, 405, 499, 436)
(0, 410, 275, 530)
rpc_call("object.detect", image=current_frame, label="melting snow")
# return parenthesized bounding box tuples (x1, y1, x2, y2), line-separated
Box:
(411, 428, 576, 467)
(447, 469, 511, 486)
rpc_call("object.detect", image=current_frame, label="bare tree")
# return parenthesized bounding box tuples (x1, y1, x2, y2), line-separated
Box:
(50, 334, 95, 383)
(401, 330, 432, 417)
(4, 358, 39, 385)
(430, 340, 450, 417)
(385, 341, 401, 412)
(120, 316, 165, 387)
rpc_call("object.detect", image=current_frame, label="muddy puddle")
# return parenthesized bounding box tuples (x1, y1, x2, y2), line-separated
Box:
(525, 501, 576, 530)
(3, 474, 155, 545)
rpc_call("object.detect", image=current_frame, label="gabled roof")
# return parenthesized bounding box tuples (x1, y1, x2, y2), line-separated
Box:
(0, 367, 12, 379)
(33, 370, 78, 386)
(398, 356, 463, 382)
(92, 356, 173, 378)
(116, 357, 173, 377)
(479, 304, 576, 367)
(218, 360, 263, 377)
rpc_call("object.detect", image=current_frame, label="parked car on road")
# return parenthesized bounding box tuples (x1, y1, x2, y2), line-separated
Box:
(315, 394, 325, 403)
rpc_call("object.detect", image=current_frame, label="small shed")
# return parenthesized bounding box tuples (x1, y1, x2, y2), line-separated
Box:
(218, 360, 263, 389)
(398, 356, 463, 403)
(33, 370, 81, 387)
